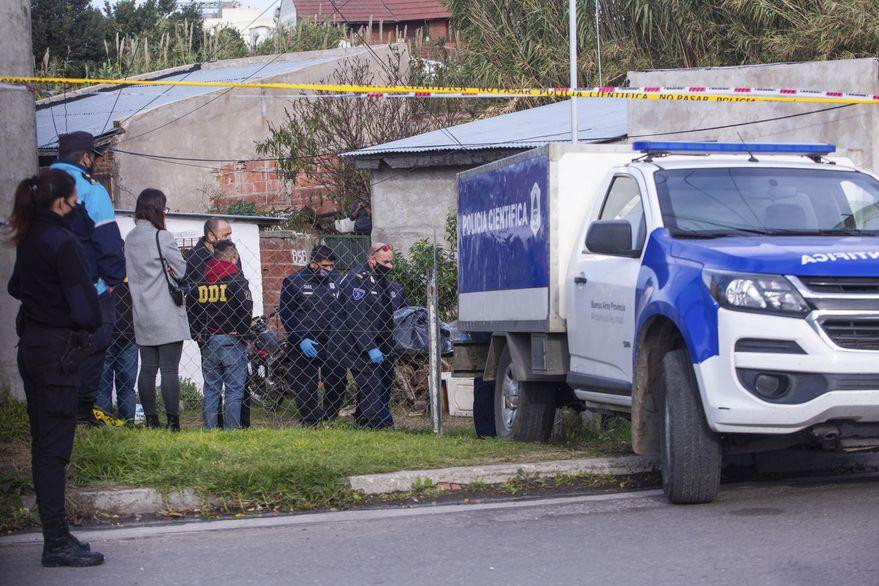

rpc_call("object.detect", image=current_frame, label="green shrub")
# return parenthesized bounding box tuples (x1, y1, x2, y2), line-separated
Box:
(180, 378, 202, 412)
(389, 212, 458, 321)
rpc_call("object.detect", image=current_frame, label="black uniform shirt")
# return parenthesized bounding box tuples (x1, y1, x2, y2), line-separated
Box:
(341, 262, 394, 355)
(279, 265, 345, 349)
(8, 210, 101, 332)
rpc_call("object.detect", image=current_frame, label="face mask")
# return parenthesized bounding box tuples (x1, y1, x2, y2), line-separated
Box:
(318, 267, 330, 278)
(62, 198, 76, 217)
(375, 263, 391, 275)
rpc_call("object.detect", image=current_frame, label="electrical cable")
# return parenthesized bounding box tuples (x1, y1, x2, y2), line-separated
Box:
(326, 0, 466, 150)
(108, 102, 856, 164)
(112, 0, 283, 133)
(115, 51, 287, 145)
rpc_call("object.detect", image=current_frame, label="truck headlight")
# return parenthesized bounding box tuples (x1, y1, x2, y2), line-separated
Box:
(702, 269, 810, 317)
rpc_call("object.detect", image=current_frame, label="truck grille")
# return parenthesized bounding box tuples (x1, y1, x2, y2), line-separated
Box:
(800, 276, 879, 294)
(820, 317, 879, 350)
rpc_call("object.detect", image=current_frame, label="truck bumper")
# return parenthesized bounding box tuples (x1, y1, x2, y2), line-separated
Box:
(693, 309, 879, 435)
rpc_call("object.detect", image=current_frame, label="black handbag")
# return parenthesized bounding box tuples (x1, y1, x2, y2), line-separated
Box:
(155, 229, 186, 306)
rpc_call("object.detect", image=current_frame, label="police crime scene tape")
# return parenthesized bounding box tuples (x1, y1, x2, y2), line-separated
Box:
(3, 75, 879, 105)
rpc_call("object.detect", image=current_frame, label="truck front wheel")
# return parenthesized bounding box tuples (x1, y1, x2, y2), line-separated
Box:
(494, 348, 556, 442)
(659, 349, 721, 504)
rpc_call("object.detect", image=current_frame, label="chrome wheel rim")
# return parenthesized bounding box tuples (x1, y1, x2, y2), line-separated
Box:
(501, 366, 520, 431)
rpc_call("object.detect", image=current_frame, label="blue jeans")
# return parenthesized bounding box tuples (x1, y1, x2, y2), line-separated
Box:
(202, 335, 247, 430)
(97, 338, 139, 422)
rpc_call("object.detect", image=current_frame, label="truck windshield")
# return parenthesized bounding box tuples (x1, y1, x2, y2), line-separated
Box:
(655, 167, 879, 237)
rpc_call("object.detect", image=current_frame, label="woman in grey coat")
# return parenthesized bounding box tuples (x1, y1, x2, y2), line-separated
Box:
(124, 189, 190, 430)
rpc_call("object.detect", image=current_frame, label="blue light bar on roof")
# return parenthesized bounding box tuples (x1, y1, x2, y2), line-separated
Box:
(631, 141, 836, 155)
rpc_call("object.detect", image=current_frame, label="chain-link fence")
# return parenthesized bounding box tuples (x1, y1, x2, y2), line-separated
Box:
(99, 235, 460, 432)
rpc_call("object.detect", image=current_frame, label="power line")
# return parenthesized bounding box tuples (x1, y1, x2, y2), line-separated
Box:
(326, 0, 466, 150)
(110, 102, 857, 164)
(113, 0, 284, 133)
(116, 51, 286, 145)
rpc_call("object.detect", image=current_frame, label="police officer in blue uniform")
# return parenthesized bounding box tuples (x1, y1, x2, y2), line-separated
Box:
(50, 132, 125, 426)
(8, 169, 105, 567)
(341, 242, 397, 429)
(280, 245, 348, 425)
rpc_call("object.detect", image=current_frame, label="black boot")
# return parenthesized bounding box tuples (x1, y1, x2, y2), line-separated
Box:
(41, 520, 103, 567)
(76, 403, 101, 428)
(61, 520, 90, 551)
(42, 537, 105, 567)
(166, 414, 180, 432)
(145, 414, 161, 429)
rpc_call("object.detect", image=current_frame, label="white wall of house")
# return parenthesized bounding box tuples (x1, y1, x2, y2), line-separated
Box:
(117, 212, 264, 395)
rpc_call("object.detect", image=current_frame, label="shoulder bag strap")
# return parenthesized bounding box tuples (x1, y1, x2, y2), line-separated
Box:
(155, 229, 178, 288)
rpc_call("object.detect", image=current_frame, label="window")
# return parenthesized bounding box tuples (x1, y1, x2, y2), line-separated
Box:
(654, 167, 879, 236)
(599, 175, 646, 251)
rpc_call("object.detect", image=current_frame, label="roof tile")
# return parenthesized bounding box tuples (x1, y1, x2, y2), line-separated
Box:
(294, 0, 450, 23)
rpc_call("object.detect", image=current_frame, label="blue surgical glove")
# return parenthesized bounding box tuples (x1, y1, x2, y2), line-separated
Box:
(368, 348, 384, 364)
(299, 338, 320, 358)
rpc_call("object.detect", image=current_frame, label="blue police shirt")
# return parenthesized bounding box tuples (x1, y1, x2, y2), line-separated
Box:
(50, 161, 125, 295)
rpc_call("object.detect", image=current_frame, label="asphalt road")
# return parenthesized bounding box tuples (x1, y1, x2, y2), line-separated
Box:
(2, 475, 878, 585)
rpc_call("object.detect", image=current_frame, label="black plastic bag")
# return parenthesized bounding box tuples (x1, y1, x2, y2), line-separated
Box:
(393, 307, 453, 356)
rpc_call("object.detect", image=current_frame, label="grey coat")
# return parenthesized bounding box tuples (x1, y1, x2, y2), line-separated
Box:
(125, 219, 191, 346)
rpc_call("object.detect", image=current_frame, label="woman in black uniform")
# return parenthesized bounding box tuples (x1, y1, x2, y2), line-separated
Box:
(8, 169, 105, 567)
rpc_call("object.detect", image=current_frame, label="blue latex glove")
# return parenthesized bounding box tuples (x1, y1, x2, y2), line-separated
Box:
(299, 338, 320, 358)
(368, 348, 384, 364)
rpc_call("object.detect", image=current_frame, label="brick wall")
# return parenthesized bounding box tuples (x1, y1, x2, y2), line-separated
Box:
(91, 151, 118, 202)
(211, 159, 338, 216)
(259, 230, 315, 315)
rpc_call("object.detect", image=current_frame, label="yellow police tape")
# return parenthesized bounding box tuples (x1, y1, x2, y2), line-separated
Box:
(3, 74, 879, 105)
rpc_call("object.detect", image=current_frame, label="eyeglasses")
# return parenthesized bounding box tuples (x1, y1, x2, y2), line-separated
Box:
(370, 244, 393, 254)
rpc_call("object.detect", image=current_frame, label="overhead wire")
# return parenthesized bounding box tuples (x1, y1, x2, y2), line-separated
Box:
(109, 102, 857, 166)
(110, 0, 284, 138)
(326, 0, 466, 150)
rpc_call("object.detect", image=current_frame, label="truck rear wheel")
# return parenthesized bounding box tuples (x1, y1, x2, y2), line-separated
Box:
(494, 347, 556, 442)
(659, 349, 721, 504)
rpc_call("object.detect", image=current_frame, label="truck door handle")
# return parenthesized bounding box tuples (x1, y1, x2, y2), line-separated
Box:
(573, 276, 588, 284)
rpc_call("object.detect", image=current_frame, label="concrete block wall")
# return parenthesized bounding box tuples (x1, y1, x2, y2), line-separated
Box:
(627, 58, 879, 172)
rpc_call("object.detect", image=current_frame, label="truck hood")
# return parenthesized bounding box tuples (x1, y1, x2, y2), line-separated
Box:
(666, 231, 879, 276)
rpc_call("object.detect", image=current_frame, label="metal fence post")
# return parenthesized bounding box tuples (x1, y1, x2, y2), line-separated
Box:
(427, 232, 443, 435)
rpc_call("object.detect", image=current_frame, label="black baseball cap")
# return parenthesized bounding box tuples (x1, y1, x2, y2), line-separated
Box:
(58, 131, 104, 158)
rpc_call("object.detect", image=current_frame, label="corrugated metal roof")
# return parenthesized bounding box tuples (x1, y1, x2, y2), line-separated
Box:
(35, 53, 347, 149)
(344, 99, 628, 157)
(295, 0, 450, 23)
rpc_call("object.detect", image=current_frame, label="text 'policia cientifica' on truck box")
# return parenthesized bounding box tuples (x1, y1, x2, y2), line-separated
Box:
(453, 141, 879, 504)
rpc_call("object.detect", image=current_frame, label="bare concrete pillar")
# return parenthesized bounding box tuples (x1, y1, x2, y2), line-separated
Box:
(0, 0, 37, 398)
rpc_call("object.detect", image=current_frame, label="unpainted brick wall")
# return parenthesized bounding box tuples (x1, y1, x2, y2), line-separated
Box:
(211, 159, 337, 215)
(259, 230, 315, 316)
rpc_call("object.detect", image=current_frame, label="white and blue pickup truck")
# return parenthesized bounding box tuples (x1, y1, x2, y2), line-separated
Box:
(454, 141, 879, 504)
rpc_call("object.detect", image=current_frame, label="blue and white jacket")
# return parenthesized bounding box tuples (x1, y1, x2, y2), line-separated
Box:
(51, 161, 125, 295)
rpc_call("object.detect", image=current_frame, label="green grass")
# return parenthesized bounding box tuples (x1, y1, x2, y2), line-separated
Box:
(69, 421, 626, 511)
(0, 391, 632, 526)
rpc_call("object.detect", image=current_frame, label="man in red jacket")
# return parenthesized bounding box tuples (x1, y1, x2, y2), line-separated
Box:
(194, 241, 253, 429)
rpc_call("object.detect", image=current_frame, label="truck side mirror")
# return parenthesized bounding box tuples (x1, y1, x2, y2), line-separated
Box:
(585, 220, 638, 257)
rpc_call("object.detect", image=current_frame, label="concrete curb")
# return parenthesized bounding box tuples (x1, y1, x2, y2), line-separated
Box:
(347, 455, 660, 495)
(11, 451, 879, 520)
(22, 488, 218, 517)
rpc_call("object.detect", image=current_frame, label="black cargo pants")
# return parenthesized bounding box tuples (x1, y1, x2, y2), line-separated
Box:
(18, 329, 80, 540)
